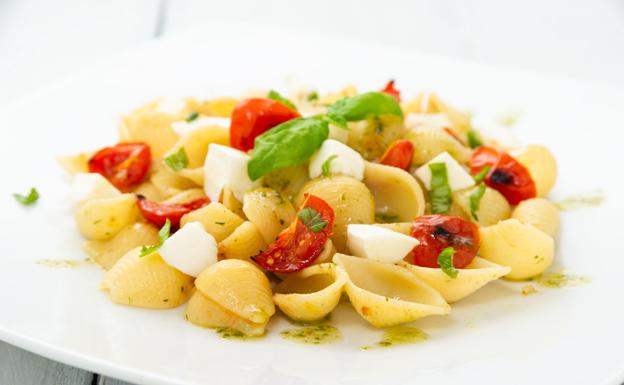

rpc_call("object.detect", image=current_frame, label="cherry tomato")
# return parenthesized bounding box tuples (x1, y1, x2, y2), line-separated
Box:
(136, 195, 210, 229)
(470, 146, 536, 205)
(88, 142, 151, 191)
(379, 139, 414, 170)
(409, 215, 480, 268)
(381, 80, 401, 102)
(229, 98, 301, 151)
(254, 194, 334, 273)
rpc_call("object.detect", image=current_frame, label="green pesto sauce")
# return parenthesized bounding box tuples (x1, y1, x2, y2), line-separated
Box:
(534, 272, 590, 288)
(362, 326, 428, 350)
(280, 324, 340, 345)
(556, 192, 605, 211)
(284, 314, 332, 327)
(215, 327, 262, 341)
(35, 258, 92, 269)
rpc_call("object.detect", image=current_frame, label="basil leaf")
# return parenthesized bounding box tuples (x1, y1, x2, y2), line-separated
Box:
(164, 147, 189, 172)
(267, 90, 297, 111)
(307, 91, 319, 102)
(473, 165, 492, 183)
(467, 130, 482, 148)
(327, 92, 403, 128)
(321, 155, 338, 177)
(297, 207, 328, 233)
(248, 117, 329, 181)
(469, 184, 487, 221)
(438, 247, 458, 278)
(429, 162, 452, 214)
(186, 111, 199, 122)
(140, 219, 171, 257)
(13, 187, 39, 206)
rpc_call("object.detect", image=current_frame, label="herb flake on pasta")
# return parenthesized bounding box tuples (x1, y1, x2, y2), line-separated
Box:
(164, 147, 189, 172)
(140, 219, 171, 257)
(186, 111, 199, 122)
(297, 207, 328, 233)
(469, 184, 487, 221)
(437, 247, 458, 278)
(428, 163, 452, 214)
(467, 130, 483, 149)
(321, 155, 339, 177)
(473, 165, 491, 183)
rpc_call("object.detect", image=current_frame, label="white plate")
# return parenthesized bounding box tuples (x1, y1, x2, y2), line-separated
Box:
(1, 21, 623, 385)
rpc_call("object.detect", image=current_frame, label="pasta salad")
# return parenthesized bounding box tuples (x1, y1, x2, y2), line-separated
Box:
(59, 81, 560, 338)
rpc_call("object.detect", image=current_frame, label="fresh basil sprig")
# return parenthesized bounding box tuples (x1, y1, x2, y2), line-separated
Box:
(13, 187, 39, 206)
(467, 130, 483, 148)
(469, 184, 487, 221)
(164, 147, 189, 172)
(140, 219, 171, 257)
(327, 92, 403, 128)
(429, 162, 452, 214)
(438, 247, 458, 278)
(247, 117, 329, 181)
(267, 90, 297, 111)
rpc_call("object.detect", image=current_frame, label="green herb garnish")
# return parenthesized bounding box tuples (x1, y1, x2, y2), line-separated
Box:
(307, 91, 319, 102)
(473, 165, 491, 183)
(438, 247, 458, 278)
(467, 130, 482, 148)
(13, 187, 39, 206)
(186, 111, 199, 122)
(428, 163, 452, 214)
(469, 184, 487, 221)
(140, 219, 171, 257)
(321, 155, 338, 177)
(267, 90, 297, 111)
(327, 92, 403, 128)
(297, 207, 328, 233)
(164, 147, 189, 172)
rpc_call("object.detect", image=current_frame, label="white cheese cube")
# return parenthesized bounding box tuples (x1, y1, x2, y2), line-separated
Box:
(347, 224, 419, 264)
(414, 151, 475, 191)
(71, 173, 120, 205)
(203, 143, 261, 202)
(159, 222, 218, 277)
(309, 139, 364, 180)
(171, 116, 231, 136)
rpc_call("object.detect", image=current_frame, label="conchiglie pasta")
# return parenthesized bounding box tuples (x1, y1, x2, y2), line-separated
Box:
(400, 258, 511, 303)
(163, 188, 206, 204)
(165, 125, 229, 168)
(195, 97, 238, 117)
(333, 254, 450, 327)
(403, 93, 472, 133)
(452, 186, 511, 226)
(150, 164, 199, 198)
(512, 198, 560, 237)
(75, 193, 139, 240)
(373, 222, 413, 235)
(363, 161, 425, 222)
(83, 222, 159, 270)
(263, 165, 309, 200)
(180, 202, 244, 242)
(243, 188, 296, 244)
(132, 181, 164, 202)
(404, 127, 471, 166)
(296, 176, 375, 252)
(274, 263, 348, 322)
(346, 116, 406, 161)
(512, 144, 558, 197)
(178, 167, 204, 186)
(479, 219, 554, 280)
(218, 221, 267, 262)
(100, 247, 194, 308)
(313, 240, 337, 265)
(221, 186, 245, 218)
(317, 85, 358, 105)
(57, 153, 91, 175)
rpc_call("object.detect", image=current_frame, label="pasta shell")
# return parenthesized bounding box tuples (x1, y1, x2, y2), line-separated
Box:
(363, 162, 425, 222)
(243, 188, 296, 243)
(404, 126, 471, 166)
(346, 116, 406, 161)
(512, 144, 558, 197)
(221, 186, 245, 218)
(218, 221, 267, 262)
(75, 194, 139, 240)
(163, 188, 207, 204)
(400, 258, 511, 303)
(317, 85, 358, 105)
(512, 198, 560, 237)
(403, 93, 472, 133)
(263, 165, 309, 201)
(313, 239, 337, 265)
(84, 222, 159, 270)
(195, 259, 275, 324)
(178, 167, 204, 186)
(150, 163, 199, 198)
(100, 247, 194, 309)
(452, 186, 511, 226)
(296, 176, 375, 252)
(333, 254, 450, 327)
(164, 125, 229, 168)
(132, 181, 164, 202)
(180, 202, 244, 242)
(373, 222, 413, 235)
(195, 97, 238, 117)
(57, 153, 91, 175)
(479, 219, 554, 280)
(185, 291, 265, 336)
(274, 263, 348, 322)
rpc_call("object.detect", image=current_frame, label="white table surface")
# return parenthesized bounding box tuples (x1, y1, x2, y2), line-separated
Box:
(1, 0, 623, 384)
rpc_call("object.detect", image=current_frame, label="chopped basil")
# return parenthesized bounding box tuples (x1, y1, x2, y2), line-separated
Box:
(428, 163, 452, 214)
(186, 111, 199, 122)
(467, 130, 482, 148)
(140, 219, 171, 257)
(248, 117, 328, 181)
(164, 147, 189, 172)
(469, 184, 487, 221)
(267, 90, 297, 111)
(321, 155, 338, 177)
(307, 91, 319, 102)
(438, 247, 458, 278)
(13, 187, 39, 206)
(327, 92, 403, 128)
(297, 207, 328, 233)
(473, 165, 491, 183)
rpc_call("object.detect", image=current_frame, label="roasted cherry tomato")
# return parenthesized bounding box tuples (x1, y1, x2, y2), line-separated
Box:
(136, 195, 210, 229)
(254, 194, 334, 273)
(88, 142, 151, 191)
(381, 79, 401, 102)
(229, 98, 301, 151)
(470, 146, 536, 205)
(379, 139, 414, 170)
(409, 215, 480, 268)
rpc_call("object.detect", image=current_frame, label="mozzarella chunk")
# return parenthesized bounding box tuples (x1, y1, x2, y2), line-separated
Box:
(203, 143, 261, 202)
(158, 222, 218, 277)
(171, 116, 231, 136)
(347, 224, 419, 264)
(414, 151, 475, 191)
(309, 139, 364, 180)
(71, 173, 120, 205)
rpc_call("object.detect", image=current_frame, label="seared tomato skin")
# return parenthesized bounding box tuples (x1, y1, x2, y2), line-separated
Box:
(379, 139, 414, 170)
(409, 215, 480, 268)
(470, 146, 536, 205)
(136, 195, 210, 229)
(88, 142, 151, 191)
(381, 80, 401, 102)
(254, 194, 334, 273)
(229, 98, 300, 151)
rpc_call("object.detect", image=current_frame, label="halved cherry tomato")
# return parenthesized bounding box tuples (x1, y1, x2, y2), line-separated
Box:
(253, 194, 334, 273)
(136, 195, 210, 229)
(381, 80, 401, 102)
(88, 142, 151, 191)
(470, 146, 536, 205)
(409, 215, 480, 268)
(229, 98, 301, 151)
(379, 139, 414, 170)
